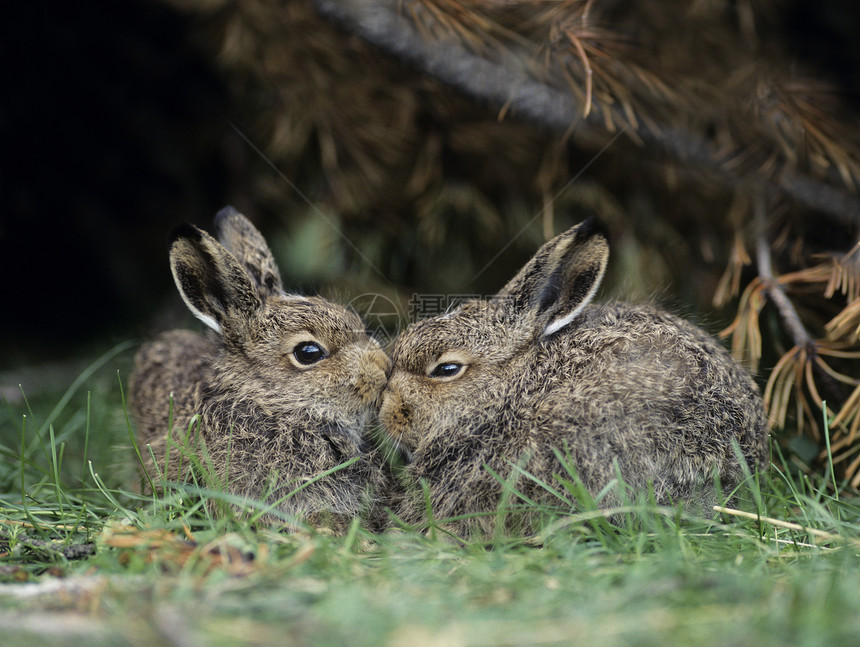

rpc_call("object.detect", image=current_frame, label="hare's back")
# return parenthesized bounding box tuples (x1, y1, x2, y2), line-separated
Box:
(128, 329, 216, 445)
(566, 302, 749, 385)
(546, 302, 766, 463)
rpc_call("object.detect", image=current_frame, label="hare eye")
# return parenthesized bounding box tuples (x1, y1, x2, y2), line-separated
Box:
(293, 341, 327, 365)
(429, 362, 463, 379)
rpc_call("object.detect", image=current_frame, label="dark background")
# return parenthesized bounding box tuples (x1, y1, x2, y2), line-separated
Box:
(2, 1, 234, 368)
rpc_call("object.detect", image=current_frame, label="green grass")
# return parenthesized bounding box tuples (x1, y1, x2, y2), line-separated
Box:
(2, 347, 860, 646)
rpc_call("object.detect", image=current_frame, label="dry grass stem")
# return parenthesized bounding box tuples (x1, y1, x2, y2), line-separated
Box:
(712, 505, 860, 548)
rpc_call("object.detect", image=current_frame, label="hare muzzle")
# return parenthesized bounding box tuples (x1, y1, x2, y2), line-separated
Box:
(378, 388, 412, 442)
(354, 347, 390, 405)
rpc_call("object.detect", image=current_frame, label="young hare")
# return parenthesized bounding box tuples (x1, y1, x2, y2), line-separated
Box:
(129, 207, 390, 530)
(380, 219, 769, 537)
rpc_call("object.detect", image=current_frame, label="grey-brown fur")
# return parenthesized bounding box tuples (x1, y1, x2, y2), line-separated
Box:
(129, 207, 390, 531)
(380, 219, 769, 537)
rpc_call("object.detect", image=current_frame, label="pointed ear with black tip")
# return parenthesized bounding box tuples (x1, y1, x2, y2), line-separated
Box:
(169, 223, 263, 334)
(496, 218, 609, 337)
(212, 206, 284, 299)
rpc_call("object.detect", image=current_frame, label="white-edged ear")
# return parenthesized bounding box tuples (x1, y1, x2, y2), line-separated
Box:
(496, 218, 609, 337)
(181, 299, 223, 334)
(541, 256, 606, 336)
(169, 223, 263, 335)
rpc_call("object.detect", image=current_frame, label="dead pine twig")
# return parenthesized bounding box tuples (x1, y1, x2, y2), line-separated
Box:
(753, 193, 815, 355)
(721, 194, 860, 481)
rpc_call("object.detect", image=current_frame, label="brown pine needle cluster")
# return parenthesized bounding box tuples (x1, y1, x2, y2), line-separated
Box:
(721, 224, 860, 485)
(376, 0, 681, 135)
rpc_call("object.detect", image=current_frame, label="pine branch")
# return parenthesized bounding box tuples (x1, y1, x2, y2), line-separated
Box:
(311, 0, 860, 225)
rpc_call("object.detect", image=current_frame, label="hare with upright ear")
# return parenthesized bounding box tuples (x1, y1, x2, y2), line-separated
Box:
(129, 207, 390, 530)
(380, 218, 769, 537)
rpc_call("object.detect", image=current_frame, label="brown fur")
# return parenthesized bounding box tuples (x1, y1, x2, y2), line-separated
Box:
(380, 219, 769, 537)
(129, 207, 390, 531)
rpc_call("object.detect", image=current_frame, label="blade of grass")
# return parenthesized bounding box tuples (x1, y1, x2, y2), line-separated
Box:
(822, 401, 840, 496)
(247, 456, 363, 525)
(81, 391, 92, 490)
(117, 371, 156, 495)
(49, 425, 66, 515)
(89, 460, 136, 520)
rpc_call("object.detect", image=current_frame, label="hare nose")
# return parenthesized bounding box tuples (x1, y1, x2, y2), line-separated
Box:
(372, 348, 392, 375)
(379, 389, 411, 436)
(355, 348, 389, 404)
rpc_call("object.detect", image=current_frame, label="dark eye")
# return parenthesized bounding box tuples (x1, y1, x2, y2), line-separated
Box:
(429, 362, 463, 378)
(293, 341, 327, 365)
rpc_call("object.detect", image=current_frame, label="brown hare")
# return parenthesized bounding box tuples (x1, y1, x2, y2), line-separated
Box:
(129, 207, 390, 530)
(380, 218, 769, 537)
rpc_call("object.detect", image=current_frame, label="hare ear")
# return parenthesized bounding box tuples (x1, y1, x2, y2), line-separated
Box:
(497, 218, 609, 337)
(169, 223, 263, 334)
(213, 206, 284, 299)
